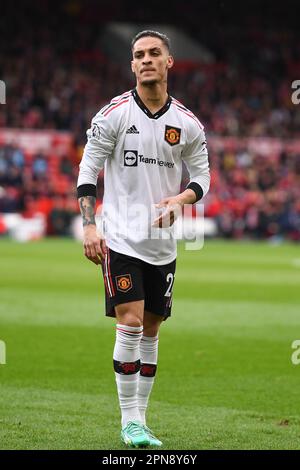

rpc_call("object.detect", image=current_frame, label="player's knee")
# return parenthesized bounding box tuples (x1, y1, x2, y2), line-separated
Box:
(115, 301, 144, 327)
(143, 325, 160, 337)
(143, 313, 163, 336)
(115, 308, 143, 327)
(121, 314, 143, 327)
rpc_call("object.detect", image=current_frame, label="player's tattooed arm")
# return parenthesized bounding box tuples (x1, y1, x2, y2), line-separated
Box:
(79, 196, 96, 226)
(78, 196, 106, 264)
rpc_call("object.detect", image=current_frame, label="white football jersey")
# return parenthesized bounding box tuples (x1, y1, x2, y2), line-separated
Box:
(77, 89, 210, 265)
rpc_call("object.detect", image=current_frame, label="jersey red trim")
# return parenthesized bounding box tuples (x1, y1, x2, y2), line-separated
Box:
(101, 92, 131, 115)
(103, 99, 129, 117)
(175, 105, 204, 131)
(172, 98, 204, 130)
(110, 91, 131, 103)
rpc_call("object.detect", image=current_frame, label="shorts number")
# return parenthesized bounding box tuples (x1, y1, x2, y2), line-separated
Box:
(165, 273, 174, 297)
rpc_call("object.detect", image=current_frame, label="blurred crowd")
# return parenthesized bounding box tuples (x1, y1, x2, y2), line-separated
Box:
(1, 141, 300, 240)
(1, 1, 299, 239)
(204, 148, 300, 240)
(1, 2, 299, 143)
(0, 143, 78, 235)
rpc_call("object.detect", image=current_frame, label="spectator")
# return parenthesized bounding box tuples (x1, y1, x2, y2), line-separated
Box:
(32, 152, 48, 179)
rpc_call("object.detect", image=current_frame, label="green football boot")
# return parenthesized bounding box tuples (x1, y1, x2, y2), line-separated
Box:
(143, 425, 162, 447)
(121, 421, 150, 448)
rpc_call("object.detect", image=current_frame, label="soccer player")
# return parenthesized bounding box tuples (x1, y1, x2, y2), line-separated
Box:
(77, 30, 210, 448)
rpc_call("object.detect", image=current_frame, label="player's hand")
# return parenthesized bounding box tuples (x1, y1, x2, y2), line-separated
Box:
(83, 224, 107, 265)
(152, 196, 183, 228)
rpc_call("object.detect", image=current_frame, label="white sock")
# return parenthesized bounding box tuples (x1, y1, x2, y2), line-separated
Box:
(137, 335, 159, 425)
(113, 324, 143, 428)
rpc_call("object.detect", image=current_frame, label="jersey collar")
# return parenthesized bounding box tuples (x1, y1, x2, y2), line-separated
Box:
(132, 89, 172, 120)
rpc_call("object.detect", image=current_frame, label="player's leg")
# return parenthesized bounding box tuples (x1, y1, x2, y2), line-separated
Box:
(101, 248, 149, 447)
(114, 301, 150, 447)
(114, 300, 144, 429)
(138, 310, 163, 426)
(137, 258, 176, 446)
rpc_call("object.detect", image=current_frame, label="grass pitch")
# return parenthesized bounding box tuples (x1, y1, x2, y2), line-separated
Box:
(0, 239, 300, 449)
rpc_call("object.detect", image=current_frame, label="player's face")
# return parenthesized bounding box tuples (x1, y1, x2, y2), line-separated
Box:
(131, 37, 174, 86)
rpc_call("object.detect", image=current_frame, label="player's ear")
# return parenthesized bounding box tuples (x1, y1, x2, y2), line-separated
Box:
(131, 60, 135, 73)
(167, 55, 174, 70)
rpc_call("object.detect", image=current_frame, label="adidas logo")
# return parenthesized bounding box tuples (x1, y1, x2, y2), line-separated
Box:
(126, 125, 139, 134)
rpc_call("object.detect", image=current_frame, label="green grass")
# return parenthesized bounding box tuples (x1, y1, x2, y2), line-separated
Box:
(1, 239, 300, 449)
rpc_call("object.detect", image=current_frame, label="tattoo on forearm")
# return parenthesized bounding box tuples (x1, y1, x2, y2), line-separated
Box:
(79, 196, 96, 226)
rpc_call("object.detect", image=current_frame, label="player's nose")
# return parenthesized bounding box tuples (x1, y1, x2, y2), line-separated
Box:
(142, 56, 152, 64)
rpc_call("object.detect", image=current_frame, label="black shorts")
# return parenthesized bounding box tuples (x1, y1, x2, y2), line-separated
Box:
(101, 248, 176, 320)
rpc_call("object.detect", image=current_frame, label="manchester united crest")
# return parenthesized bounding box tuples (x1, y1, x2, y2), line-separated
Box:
(165, 125, 181, 146)
(116, 274, 132, 293)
